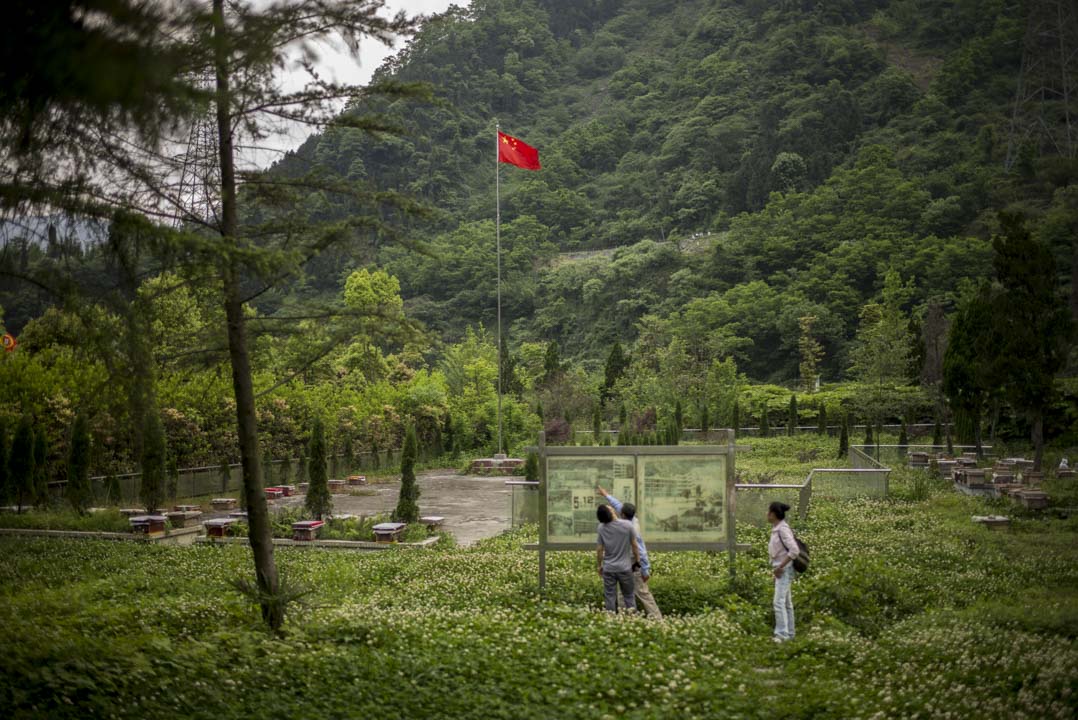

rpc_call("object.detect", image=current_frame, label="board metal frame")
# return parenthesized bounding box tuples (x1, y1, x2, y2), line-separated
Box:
(531, 431, 747, 590)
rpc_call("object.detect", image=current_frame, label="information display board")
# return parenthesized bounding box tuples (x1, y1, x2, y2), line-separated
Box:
(637, 455, 726, 543)
(531, 435, 744, 589)
(546, 456, 635, 543)
(541, 446, 734, 549)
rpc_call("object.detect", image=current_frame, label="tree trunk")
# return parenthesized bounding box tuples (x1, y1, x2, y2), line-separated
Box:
(1071, 237, 1078, 323)
(213, 0, 281, 631)
(974, 407, 983, 460)
(1032, 412, 1044, 472)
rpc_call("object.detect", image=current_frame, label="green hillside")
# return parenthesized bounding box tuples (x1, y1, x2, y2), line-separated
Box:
(278, 0, 1067, 382)
(1, 0, 1074, 475)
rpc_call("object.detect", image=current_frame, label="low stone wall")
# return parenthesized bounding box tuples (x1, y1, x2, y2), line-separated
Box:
(196, 535, 441, 551)
(0, 525, 204, 546)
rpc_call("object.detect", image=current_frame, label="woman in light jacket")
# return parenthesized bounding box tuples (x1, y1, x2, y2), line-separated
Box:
(767, 501, 799, 642)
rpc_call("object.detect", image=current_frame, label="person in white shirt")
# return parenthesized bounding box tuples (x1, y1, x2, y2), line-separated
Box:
(767, 501, 799, 642)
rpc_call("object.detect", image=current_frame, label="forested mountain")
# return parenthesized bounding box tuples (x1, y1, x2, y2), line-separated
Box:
(273, 0, 1069, 384)
(1, 0, 1074, 476)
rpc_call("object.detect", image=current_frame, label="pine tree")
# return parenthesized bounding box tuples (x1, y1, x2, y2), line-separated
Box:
(700, 404, 710, 434)
(443, 413, 456, 458)
(524, 452, 539, 483)
(818, 403, 828, 435)
(66, 414, 92, 514)
(140, 412, 166, 513)
(0, 423, 8, 505)
(732, 400, 741, 433)
(32, 430, 48, 508)
(262, 449, 275, 488)
(542, 341, 562, 385)
(788, 395, 798, 436)
(602, 342, 629, 401)
(393, 425, 420, 523)
(166, 451, 179, 501)
(305, 417, 332, 520)
(759, 405, 770, 437)
(105, 474, 121, 505)
(343, 435, 354, 475)
(898, 422, 909, 460)
(837, 414, 850, 459)
(932, 418, 943, 447)
(618, 403, 627, 431)
(592, 402, 602, 445)
(370, 436, 381, 470)
(864, 421, 874, 446)
(9, 419, 35, 512)
(219, 459, 232, 494)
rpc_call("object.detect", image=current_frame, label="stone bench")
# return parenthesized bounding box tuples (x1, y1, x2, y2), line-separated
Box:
(420, 516, 446, 534)
(328, 480, 346, 494)
(935, 460, 957, 478)
(347, 475, 368, 486)
(967, 468, 988, 485)
(1022, 470, 1044, 486)
(211, 498, 237, 511)
(165, 510, 202, 528)
(129, 515, 167, 536)
(1017, 490, 1049, 509)
(204, 518, 238, 538)
(972, 515, 1010, 531)
(292, 520, 325, 541)
(372, 522, 407, 543)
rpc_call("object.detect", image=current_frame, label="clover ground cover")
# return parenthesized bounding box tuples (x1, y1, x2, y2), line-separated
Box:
(0, 436, 1075, 719)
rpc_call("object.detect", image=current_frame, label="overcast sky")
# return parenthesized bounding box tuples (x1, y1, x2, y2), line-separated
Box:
(259, 0, 454, 167)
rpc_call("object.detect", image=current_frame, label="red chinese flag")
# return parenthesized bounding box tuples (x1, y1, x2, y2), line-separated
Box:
(498, 131, 541, 170)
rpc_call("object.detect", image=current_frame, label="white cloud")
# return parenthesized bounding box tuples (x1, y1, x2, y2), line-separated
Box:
(255, 0, 454, 168)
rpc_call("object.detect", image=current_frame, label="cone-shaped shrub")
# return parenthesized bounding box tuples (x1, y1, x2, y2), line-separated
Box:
(393, 425, 420, 523)
(140, 412, 166, 514)
(66, 414, 92, 514)
(837, 414, 849, 460)
(305, 417, 332, 520)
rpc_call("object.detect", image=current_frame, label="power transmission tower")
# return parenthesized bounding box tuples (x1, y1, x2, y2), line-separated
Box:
(1005, 0, 1078, 171)
(174, 75, 222, 227)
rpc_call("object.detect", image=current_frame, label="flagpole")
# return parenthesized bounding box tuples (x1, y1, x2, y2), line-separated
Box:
(495, 122, 504, 457)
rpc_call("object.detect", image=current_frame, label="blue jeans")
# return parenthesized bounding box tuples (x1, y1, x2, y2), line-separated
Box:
(773, 564, 795, 640)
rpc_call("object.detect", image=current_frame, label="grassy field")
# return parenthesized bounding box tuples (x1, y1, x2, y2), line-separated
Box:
(1, 436, 1076, 719)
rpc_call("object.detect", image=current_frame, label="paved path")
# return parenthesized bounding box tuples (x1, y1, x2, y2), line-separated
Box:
(276, 470, 513, 546)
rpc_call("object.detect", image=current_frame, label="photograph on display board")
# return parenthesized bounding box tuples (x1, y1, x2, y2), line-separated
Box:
(638, 456, 726, 543)
(546, 456, 635, 542)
